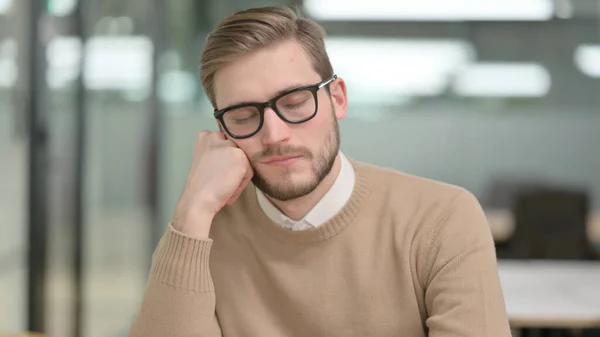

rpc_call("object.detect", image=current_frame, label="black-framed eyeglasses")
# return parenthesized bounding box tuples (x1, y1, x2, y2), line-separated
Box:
(213, 75, 338, 139)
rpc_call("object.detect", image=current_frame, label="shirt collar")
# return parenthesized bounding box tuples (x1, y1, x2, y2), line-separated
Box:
(256, 152, 356, 230)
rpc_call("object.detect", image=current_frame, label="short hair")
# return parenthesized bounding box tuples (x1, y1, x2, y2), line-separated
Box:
(200, 6, 334, 109)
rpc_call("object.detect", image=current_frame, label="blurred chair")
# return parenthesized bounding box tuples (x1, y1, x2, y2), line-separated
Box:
(509, 188, 598, 337)
(483, 178, 550, 258)
(509, 188, 596, 260)
(484, 177, 549, 210)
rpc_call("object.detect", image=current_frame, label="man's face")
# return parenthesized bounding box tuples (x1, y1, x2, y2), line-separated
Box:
(213, 39, 348, 201)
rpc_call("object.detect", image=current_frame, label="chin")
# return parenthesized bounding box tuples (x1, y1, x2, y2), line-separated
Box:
(269, 169, 315, 187)
(254, 171, 320, 201)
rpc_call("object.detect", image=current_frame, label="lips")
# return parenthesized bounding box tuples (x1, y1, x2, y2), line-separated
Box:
(262, 155, 303, 165)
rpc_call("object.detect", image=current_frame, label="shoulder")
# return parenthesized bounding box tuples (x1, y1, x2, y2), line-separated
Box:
(350, 158, 474, 210)
(349, 157, 488, 244)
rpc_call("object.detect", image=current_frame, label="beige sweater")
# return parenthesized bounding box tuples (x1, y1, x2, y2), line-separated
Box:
(129, 160, 511, 337)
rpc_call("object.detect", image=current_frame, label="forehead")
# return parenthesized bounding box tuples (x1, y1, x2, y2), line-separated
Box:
(213, 39, 321, 109)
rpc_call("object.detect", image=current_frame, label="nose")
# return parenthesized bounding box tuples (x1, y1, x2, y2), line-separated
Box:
(260, 107, 291, 145)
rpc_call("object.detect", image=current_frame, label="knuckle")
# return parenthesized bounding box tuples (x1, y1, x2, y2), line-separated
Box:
(232, 148, 246, 161)
(210, 130, 225, 139)
(225, 148, 246, 166)
(196, 130, 210, 142)
(221, 139, 235, 148)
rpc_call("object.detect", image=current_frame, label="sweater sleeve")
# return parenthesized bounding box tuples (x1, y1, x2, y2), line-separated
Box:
(128, 225, 222, 337)
(421, 190, 511, 337)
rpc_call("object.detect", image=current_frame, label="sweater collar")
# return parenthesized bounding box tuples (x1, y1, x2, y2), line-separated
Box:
(246, 158, 372, 245)
(255, 152, 356, 231)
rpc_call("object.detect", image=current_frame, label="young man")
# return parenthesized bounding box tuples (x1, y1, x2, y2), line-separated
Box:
(129, 6, 511, 337)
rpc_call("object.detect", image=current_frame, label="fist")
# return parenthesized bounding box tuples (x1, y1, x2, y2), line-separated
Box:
(172, 131, 253, 238)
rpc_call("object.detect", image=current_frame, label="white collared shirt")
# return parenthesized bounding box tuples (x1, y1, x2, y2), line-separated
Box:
(256, 153, 355, 231)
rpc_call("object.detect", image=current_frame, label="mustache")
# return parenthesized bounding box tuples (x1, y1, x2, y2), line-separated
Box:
(252, 145, 313, 162)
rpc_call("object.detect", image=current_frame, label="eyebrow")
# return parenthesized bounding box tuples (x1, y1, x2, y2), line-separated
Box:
(223, 82, 312, 109)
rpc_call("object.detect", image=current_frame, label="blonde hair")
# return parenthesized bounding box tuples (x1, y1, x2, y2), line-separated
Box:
(200, 6, 334, 109)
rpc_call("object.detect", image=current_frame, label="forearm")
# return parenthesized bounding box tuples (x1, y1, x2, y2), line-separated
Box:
(128, 226, 222, 337)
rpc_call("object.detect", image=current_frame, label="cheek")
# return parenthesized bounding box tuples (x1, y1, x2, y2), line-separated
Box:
(297, 113, 333, 148)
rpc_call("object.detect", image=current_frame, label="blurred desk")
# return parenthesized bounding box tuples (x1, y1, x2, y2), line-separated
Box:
(487, 210, 600, 243)
(498, 259, 600, 328)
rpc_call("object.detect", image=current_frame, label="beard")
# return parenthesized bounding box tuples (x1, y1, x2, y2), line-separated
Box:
(250, 114, 340, 202)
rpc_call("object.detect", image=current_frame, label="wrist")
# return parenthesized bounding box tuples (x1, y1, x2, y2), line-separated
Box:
(172, 205, 214, 239)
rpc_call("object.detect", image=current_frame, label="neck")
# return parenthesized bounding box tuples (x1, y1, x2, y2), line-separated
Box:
(267, 153, 343, 221)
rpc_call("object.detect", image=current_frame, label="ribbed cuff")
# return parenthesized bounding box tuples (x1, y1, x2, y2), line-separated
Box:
(150, 225, 214, 293)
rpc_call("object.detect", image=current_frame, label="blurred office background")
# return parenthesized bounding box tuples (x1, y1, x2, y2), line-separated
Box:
(1, 0, 599, 336)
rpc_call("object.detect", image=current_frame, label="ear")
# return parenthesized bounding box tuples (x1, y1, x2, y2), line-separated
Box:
(329, 77, 348, 120)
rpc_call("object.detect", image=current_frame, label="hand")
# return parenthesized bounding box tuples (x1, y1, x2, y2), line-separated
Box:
(172, 131, 253, 238)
